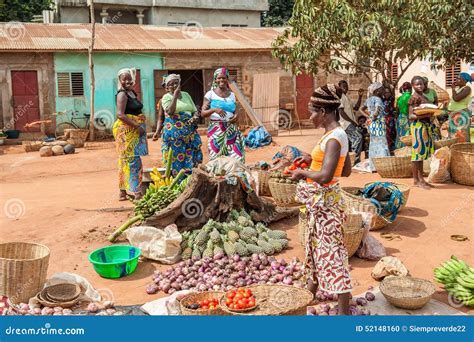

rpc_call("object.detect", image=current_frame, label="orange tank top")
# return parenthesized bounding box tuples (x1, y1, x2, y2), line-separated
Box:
(307, 127, 349, 185)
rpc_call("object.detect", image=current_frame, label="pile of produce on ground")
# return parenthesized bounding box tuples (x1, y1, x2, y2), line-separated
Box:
(9, 300, 123, 316)
(434, 255, 474, 307)
(180, 209, 289, 259)
(307, 296, 372, 316)
(146, 254, 304, 295)
(109, 153, 189, 242)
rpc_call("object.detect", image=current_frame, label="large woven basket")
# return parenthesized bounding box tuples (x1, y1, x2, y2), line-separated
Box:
(364, 181, 411, 212)
(220, 285, 312, 316)
(380, 276, 435, 310)
(373, 155, 412, 178)
(341, 187, 386, 230)
(450, 143, 474, 186)
(268, 179, 299, 207)
(256, 170, 272, 197)
(180, 291, 226, 316)
(0, 242, 50, 304)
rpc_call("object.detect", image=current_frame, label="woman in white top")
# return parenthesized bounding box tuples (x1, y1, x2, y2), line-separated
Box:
(200, 67, 245, 162)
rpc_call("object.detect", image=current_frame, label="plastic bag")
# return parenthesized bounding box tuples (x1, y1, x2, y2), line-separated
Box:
(371, 256, 408, 280)
(141, 290, 196, 315)
(125, 224, 182, 264)
(356, 233, 386, 260)
(428, 147, 451, 183)
(43, 272, 101, 302)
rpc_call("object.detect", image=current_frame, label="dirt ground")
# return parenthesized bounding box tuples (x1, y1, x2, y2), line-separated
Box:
(0, 128, 472, 314)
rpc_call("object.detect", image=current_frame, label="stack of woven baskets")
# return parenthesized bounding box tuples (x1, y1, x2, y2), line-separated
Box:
(35, 283, 82, 308)
(450, 143, 474, 186)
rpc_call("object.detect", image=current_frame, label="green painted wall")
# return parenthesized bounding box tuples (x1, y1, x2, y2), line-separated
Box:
(54, 52, 163, 129)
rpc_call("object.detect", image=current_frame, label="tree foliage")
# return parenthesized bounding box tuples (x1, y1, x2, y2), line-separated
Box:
(261, 0, 295, 27)
(272, 0, 473, 89)
(0, 0, 55, 22)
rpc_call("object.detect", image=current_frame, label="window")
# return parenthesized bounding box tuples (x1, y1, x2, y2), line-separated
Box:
(445, 59, 461, 88)
(167, 22, 186, 26)
(390, 64, 398, 82)
(222, 24, 248, 27)
(57, 72, 84, 97)
(228, 68, 242, 88)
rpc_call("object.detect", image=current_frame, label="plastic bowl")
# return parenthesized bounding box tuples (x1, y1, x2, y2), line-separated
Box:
(88, 245, 141, 279)
(5, 130, 20, 139)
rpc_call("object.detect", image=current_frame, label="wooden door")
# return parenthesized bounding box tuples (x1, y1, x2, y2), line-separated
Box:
(252, 72, 280, 134)
(296, 73, 314, 120)
(11, 70, 40, 132)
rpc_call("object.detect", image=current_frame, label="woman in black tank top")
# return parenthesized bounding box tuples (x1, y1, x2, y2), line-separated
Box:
(113, 69, 148, 201)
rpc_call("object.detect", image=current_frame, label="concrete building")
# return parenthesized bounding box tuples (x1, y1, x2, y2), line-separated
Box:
(54, 0, 268, 27)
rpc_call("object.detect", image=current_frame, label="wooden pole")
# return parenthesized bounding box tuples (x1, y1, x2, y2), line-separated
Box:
(88, 0, 96, 141)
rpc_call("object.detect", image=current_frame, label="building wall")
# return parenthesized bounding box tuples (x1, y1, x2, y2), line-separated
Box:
(149, 7, 261, 27)
(162, 51, 295, 126)
(0, 53, 55, 134)
(53, 52, 163, 128)
(59, 7, 89, 23)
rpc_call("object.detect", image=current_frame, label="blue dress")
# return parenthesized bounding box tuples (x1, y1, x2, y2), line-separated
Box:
(366, 96, 390, 171)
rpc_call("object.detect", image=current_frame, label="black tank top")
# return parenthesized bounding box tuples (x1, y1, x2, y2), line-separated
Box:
(117, 89, 143, 115)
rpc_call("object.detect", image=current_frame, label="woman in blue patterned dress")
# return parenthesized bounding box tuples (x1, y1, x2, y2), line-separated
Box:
(160, 74, 202, 176)
(365, 82, 390, 172)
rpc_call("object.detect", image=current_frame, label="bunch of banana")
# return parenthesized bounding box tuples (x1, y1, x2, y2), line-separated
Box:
(434, 256, 474, 307)
(150, 167, 175, 189)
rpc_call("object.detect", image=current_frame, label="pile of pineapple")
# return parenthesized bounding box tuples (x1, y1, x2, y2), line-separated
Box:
(180, 209, 289, 259)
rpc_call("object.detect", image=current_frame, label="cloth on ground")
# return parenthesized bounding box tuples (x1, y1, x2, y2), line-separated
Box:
(371, 256, 408, 280)
(41, 272, 101, 302)
(206, 156, 254, 192)
(358, 182, 403, 223)
(245, 125, 272, 149)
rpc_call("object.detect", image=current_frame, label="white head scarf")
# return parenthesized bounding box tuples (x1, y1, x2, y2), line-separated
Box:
(367, 82, 383, 97)
(164, 74, 181, 87)
(117, 68, 136, 90)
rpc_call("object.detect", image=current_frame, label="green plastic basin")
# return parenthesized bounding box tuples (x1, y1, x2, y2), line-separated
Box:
(88, 245, 141, 279)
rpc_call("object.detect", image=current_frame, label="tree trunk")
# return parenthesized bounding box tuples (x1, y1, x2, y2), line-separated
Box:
(144, 167, 299, 230)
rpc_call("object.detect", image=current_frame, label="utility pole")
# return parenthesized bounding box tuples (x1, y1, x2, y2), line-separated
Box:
(88, 0, 96, 141)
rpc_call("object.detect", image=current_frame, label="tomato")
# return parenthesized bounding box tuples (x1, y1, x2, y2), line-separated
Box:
(248, 299, 256, 307)
(227, 290, 236, 298)
(301, 162, 308, 168)
(242, 298, 249, 304)
(243, 292, 251, 298)
(288, 164, 297, 171)
(225, 298, 232, 305)
(202, 299, 209, 306)
(201, 305, 208, 310)
(229, 304, 235, 309)
(294, 160, 301, 167)
(235, 293, 243, 300)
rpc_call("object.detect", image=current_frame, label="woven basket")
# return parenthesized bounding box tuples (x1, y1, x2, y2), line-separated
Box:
(42, 283, 81, 302)
(0, 242, 50, 304)
(450, 143, 474, 186)
(220, 285, 312, 316)
(380, 276, 435, 310)
(364, 181, 411, 212)
(373, 156, 412, 178)
(268, 179, 299, 207)
(23, 141, 43, 152)
(341, 187, 387, 230)
(180, 291, 226, 316)
(256, 170, 272, 197)
(434, 138, 457, 150)
(35, 291, 80, 308)
(400, 135, 412, 146)
(342, 213, 365, 257)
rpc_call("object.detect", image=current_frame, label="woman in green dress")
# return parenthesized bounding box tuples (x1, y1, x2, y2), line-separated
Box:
(448, 72, 472, 143)
(395, 82, 412, 149)
(422, 77, 441, 141)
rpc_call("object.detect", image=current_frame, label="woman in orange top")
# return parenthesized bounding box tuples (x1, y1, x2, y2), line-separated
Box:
(290, 84, 352, 315)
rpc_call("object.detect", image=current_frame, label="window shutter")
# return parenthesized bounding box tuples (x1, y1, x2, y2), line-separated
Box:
(71, 72, 84, 96)
(445, 59, 461, 88)
(390, 64, 398, 82)
(57, 72, 71, 96)
(228, 68, 242, 88)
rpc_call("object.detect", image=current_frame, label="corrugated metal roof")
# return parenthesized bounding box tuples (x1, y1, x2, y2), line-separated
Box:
(0, 23, 286, 52)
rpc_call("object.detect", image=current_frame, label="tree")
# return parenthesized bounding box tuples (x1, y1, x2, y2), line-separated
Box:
(0, 0, 55, 22)
(272, 0, 473, 90)
(261, 0, 295, 27)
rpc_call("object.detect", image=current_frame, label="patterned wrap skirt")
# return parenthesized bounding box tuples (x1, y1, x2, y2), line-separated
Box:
(113, 114, 148, 193)
(411, 119, 434, 161)
(395, 113, 410, 149)
(296, 181, 352, 294)
(162, 112, 203, 177)
(208, 120, 245, 163)
(448, 110, 471, 143)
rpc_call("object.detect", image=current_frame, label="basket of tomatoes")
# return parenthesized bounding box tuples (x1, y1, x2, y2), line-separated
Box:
(268, 159, 309, 207)
(179, 291, 227, 316)
(221, 288, 257, 313)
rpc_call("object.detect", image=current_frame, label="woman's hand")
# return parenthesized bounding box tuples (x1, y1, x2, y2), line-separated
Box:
(214, 108, 226, 118)
(358, 88, 365, 96)
(152, 132, 160, 141)
(173, 84, 181, 98)
(294, 155, 312, 166)
(289, 169, 306, 182)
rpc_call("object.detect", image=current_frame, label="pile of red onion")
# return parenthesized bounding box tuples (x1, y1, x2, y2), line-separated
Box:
(146, 254, 305, 295)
